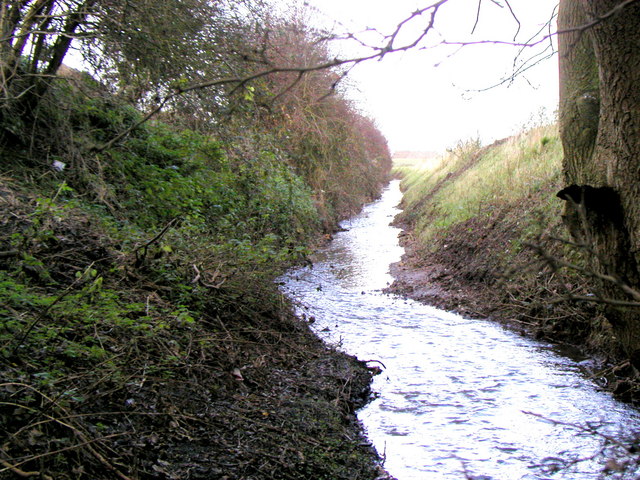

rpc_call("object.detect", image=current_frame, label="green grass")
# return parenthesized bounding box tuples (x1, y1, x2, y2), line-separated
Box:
(395, 124, 563, 248)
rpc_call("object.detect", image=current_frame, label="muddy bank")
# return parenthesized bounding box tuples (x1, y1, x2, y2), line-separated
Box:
(386, 218, 533, 331)
(384, 201, 640, 404)
(387, 233, 492, 323)
(0, 180, 391, 480)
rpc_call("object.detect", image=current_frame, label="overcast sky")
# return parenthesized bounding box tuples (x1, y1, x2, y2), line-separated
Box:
(306, 0, 560, 153)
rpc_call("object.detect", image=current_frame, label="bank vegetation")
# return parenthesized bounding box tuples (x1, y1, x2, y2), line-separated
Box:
(0, 1, 392, 478)
(390, 120, 639, 402)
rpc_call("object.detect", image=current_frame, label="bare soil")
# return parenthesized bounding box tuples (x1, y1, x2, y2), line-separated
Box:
(384, 197, 640, 404)
(386, 208, 537, 331)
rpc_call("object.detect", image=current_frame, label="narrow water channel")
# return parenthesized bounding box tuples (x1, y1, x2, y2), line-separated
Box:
(281, 180, 640, 480)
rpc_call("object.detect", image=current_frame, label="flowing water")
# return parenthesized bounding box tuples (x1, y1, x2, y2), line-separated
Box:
(280, 180, 640, 480)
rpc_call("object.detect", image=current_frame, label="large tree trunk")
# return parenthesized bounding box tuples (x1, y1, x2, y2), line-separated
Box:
(558, 0, 640, 357)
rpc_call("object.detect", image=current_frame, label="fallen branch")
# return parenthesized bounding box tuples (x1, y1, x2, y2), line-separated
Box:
(134, 217, 178, 264)
(364, 359, 387, 369)
(191, 264, 226, 289)
(0, 457, 50, 479)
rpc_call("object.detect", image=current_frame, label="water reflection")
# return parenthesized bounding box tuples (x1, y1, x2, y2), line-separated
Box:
(281, 180, 640, 479)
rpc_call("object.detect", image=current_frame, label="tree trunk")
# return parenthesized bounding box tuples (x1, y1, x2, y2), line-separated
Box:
(558, 0, 640, 357)
(1, 0, 53, 88)
(42, 0, 96, 77)
(12, 1, 93, 107)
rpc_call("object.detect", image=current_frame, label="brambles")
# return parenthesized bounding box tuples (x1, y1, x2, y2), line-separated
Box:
(0, 101, 386, 479)
(0, 2, 392, 477)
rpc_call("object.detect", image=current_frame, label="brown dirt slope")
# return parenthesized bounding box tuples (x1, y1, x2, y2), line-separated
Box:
(385, 179, 640, 403)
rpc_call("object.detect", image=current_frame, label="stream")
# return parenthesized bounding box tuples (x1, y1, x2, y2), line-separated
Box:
(280, 180, 640, 479)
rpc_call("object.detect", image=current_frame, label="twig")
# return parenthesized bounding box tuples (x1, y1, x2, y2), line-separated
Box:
(583, 360, 630, 383)
(523, 411, 627, 448)
(503, 0, 521, 41)
(191, 265, 201, 284)
(191, 264, 225, 289)
(364, 359, 387, 369)
(0, 431, 133, 478)
(527, 242, 640, 303)
(1, 382, 136, 480)
(471, 0, 483, 35)
(134, 217, 178, 263)
(565, 295, 640, 308)
(0, 458, 48, 479)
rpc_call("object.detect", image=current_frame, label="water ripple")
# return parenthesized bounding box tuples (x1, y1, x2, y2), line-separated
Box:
(280, 180, 640, 480)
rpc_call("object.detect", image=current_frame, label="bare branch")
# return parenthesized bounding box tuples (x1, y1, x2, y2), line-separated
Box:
(93, 48, 383, 150)
(563, 295, 640, 308)
(77, 0, 640, 152)
(503, 1, 521, 41)
(375, 2, 444, 60)
(269, 70, 305, 104)
(442, 0, 638, 50)
(523, 411, 628, 449)
(566, 0, 640, 33)
(471, 0, 482, 35)
(528, 241, 640, 303)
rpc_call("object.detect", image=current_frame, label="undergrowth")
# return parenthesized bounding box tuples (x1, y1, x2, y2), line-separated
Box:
(0, 69, 388, 478)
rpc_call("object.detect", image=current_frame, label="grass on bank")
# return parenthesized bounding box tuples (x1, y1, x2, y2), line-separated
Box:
(392, 122, 628, 368)
(394, 123, 563, 251)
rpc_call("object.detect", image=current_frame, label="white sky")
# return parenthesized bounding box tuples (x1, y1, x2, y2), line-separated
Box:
(306, 0, 560, 153)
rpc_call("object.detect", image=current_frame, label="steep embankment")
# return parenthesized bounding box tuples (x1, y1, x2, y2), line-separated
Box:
(0, 179, 384, 479)
(0, 74, 392, 478)
(388, 125, 638, 401)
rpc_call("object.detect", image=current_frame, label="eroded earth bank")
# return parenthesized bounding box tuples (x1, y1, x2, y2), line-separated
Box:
(387, 133, 640, 404)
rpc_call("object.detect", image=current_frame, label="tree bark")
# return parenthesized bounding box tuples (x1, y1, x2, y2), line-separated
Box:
(42, 0, 96, 77)
(558, 0, 640, 357)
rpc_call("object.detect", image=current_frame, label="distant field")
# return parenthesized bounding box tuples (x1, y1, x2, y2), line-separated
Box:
(392, 150, 440, 160)
(392, 154, 444, 173)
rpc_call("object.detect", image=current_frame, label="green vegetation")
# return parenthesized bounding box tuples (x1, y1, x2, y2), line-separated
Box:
(392, 123, 624, 366)
(0, 3, 392, 477)
(395, 124, 563, 249)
